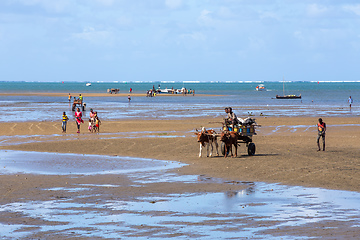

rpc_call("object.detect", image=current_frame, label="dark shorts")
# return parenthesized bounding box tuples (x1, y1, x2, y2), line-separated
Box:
(317, 132, 325, 142)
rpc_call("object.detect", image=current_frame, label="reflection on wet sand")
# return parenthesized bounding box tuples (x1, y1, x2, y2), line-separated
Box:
(0, 150, 359, 239)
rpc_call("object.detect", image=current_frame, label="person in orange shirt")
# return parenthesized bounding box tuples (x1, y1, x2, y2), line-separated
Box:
(317, 118, 326, 151)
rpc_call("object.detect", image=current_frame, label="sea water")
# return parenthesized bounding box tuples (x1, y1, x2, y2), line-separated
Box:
(0, 81, 358, 122)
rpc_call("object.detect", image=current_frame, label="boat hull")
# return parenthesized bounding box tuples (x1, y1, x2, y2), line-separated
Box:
(276, 95, 301, 99)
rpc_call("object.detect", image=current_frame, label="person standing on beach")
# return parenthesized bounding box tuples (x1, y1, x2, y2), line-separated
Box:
(75, 107, 83, 133)
(68, 93, 71, 102)
(317, 118, 326, 151)
(89, 108, 95, 125)
(62, 112, 69, 133)
(348, 96, 353, 109)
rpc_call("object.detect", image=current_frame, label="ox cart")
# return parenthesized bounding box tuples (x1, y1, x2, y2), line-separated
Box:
(220, 123, 257, 156)
(107, 88, 120, 94)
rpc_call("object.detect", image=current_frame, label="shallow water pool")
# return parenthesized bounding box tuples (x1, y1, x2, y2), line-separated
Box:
(0, 150, 359, 239)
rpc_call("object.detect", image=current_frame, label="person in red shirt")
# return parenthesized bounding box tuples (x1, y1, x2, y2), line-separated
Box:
(75, 107, 83, 133)
(317, 118, 326, 151)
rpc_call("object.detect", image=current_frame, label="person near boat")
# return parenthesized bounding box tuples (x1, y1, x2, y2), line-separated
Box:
(317, 118, 326, 151)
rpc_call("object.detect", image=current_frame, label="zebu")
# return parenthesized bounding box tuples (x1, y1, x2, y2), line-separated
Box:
(194, 127, 219, 157)
(220, 131, 238, 158)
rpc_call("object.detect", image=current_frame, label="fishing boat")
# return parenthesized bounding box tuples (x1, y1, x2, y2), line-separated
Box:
(276, 94, 301, 99)
(276, 77, 301, 99)
(86, 83, 91, 87)
(255, 84, 266, 91)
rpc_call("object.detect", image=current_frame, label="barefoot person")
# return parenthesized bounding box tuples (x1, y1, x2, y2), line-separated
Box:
(62, 112, 69, 133)
(95, 115, 101, 132)
(348, 96, 353, 109)
(75, 107, 83, 133)
(317, 118, 326, 151)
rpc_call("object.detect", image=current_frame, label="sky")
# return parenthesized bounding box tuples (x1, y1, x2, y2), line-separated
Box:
(0, 0, 360, 82)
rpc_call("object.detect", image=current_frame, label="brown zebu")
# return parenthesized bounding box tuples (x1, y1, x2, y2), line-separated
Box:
(220, 131, 238, 157)
(194, 127, 219, 157)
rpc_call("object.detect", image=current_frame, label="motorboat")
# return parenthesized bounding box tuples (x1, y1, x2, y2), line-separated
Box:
(255, 84, 266, 91)
(156, 87, 186, 94)
(86, 83, 91, 87)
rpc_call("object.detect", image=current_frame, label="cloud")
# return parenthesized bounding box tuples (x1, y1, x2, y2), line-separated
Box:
(217, 6, 236, 19)
(343, 4, 360, 15)
(307, 4, 328, 17)
(13, 0, 73, 13)
(197, 9, 213, 26)
(165, 0, 182, 9)
(180, 31, 206, 41)
(95, 0, 115, 7)
(71, 27, 114, 45)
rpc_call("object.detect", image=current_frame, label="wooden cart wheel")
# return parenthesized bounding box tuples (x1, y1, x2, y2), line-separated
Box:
(248, 143, 256, 156)
(221, 142, 225, 156)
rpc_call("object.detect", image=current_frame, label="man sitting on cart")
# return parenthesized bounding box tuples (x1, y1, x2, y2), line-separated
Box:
(224, 107, 239, 131)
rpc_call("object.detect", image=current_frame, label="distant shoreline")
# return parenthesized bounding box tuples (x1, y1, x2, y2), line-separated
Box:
(0, 92, 223, 97)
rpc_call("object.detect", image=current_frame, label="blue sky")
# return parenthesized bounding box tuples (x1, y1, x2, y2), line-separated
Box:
(0, 0, 360, 82)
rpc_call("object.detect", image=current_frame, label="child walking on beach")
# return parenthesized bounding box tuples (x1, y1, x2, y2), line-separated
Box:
(88, 119, 92, 132)
(62, 112, 69, 133)
(95, 115, 101, 132)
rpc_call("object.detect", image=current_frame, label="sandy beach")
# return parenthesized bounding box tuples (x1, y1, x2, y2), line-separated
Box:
(1, 116, 359, 191)
(1, 116, 360, 238)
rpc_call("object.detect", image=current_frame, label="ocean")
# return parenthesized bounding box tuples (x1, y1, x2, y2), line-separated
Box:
(0, 81, 358, 122)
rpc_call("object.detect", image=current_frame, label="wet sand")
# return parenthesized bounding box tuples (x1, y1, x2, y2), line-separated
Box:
(1, 116, 359, 192)
(1, 117, 360, 238)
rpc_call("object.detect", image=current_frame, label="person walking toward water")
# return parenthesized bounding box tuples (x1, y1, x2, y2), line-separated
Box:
(348, 96, 353, 109)
(75, 107, 83, 133)
(128, 95, 131, 102)
(62, 112, 69, 133)
(317, 118, 326, 151)
(68, 93, 71, 102)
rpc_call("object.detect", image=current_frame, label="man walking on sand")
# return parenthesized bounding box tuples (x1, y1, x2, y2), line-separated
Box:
(317, 118, 326, 151)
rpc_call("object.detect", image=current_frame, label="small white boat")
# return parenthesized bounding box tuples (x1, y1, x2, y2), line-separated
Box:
(156, 87, 186, 94)
(86, 83, 91, 87)
(256, 84, 266, 91)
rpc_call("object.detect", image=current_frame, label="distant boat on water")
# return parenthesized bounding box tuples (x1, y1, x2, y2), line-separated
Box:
(276, 77, 301, 99)
(276, 94, 301, 99)
(256, 84, 266, 91)
(86, 83, 91, 87)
